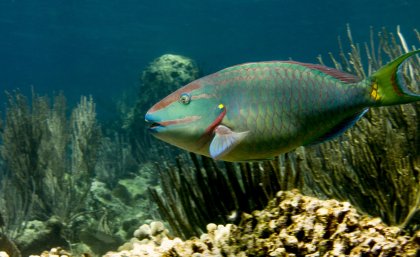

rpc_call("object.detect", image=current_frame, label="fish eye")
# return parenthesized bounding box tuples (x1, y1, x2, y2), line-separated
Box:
(179, 93, 191, 105)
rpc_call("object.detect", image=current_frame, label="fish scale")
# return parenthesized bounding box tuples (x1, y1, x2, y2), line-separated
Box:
(145, 50, 420, 162)
(203, 62, 367, 160)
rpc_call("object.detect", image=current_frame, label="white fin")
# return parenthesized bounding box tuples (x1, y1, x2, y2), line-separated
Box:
(209, 125, 249, 160)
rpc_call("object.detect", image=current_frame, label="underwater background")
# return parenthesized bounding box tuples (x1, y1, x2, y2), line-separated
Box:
(0, 0, 420, 256)
(0, 0, 419, 113)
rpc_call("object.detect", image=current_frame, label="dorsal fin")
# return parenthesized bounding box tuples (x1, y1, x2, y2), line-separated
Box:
(283, 61, 361, 83)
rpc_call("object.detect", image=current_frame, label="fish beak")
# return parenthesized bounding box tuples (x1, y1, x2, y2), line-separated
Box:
(145, 113, 165, 133)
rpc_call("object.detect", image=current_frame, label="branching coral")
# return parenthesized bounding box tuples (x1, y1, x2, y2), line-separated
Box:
(0, 93, 103, 253)
(0, 92, 48, 237)
(70, 96, 101, 176)
(0, 92, 160, 256)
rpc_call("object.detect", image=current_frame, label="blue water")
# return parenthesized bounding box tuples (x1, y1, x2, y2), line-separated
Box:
(0, 0, 419, 117)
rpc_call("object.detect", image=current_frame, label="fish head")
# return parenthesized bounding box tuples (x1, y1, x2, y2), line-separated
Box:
(145, 81, 225, 153)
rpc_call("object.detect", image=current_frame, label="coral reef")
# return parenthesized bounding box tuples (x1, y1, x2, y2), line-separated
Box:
(0, 92, 157, 256)
(149, 153, 302, 239)
(0, 93, 104, 255)
(104, 190, 419, 257)
(30, 247, 71, 257)
(13, 218, 67, 256)
(124, 54, 200, 162)
(1, 28, 419, 257)
(141, 54, 200, 99)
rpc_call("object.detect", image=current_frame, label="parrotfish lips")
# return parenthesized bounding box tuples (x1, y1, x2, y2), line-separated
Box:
(145, 113, 165, 133)
(145, 112, 203, 133)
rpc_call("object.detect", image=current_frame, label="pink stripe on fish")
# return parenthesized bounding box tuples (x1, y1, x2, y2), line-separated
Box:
(159, 115, 201, 126)
(203, 107, 226, 135)
(197, 106, 227, 147)
(192, 93, 214, 100)
(148, 82, 201, 113)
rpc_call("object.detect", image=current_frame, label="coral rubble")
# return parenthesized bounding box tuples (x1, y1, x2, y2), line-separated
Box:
(104, 190, 419, 257)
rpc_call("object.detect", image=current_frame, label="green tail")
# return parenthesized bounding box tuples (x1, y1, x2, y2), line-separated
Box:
(370, 49, 420, 106)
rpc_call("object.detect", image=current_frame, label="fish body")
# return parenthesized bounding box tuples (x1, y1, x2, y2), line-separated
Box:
(145, 50, 420, 162)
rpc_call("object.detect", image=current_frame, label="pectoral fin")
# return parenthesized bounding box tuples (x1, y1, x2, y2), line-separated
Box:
(209, 125, 249, 160)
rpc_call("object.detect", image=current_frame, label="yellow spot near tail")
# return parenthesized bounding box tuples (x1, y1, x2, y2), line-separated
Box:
(370, 82, 380, 101)
(218, 103, 225, 109)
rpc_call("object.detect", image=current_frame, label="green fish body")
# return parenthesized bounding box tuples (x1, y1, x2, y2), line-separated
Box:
(145, 50, 420, 162)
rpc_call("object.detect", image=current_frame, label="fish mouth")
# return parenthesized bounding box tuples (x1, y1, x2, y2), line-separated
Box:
(148, 122, 164, 131)
(145, 113, 203, 133)
(145, 113, 165, 133)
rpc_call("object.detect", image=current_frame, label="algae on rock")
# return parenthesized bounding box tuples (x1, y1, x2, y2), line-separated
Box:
(124, 54, 200, 162)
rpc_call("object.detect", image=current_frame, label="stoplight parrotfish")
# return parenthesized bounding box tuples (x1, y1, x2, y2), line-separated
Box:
(145, 50, 420, 162)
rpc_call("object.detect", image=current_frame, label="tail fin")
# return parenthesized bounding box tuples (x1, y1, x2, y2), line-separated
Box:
(370, 49, 420, 106)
